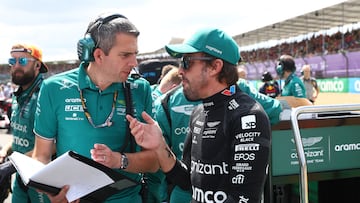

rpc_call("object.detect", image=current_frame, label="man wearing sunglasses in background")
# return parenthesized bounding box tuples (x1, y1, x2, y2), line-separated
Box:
(0, 43, 51, 203)
(127, 28, 272, 203)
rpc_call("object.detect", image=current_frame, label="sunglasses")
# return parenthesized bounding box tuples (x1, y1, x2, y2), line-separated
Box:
(8, 57, 36, 66)
(181, 56, 215, 70)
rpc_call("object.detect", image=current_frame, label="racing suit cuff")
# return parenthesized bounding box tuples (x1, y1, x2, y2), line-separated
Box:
(165, 159, 191, 190)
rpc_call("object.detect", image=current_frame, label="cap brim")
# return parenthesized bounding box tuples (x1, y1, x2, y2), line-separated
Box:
(165, 44, 200, 58)
(40, 62, 48, 73)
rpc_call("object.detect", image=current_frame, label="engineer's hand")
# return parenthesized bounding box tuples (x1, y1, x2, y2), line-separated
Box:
(90, 143, 120, 168)
(45, 185, 80, 203)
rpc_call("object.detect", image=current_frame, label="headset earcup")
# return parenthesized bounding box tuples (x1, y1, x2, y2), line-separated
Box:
(77, 13, 127, 63)
(77, 34, 96, 62)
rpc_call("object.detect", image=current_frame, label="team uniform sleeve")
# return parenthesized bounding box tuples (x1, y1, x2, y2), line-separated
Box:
(238, 79, 282, 125)
(33, 80, 57, 140)
(165, 113, 193, 191)
(165, 159, 191, 191)
(291, 81, 306, 98)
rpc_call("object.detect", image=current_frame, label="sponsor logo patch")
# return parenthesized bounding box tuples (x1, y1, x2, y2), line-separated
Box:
(241, 115, 256, 129)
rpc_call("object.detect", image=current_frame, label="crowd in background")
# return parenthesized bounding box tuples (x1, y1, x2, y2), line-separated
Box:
(0, 82, 15, 115)
(240, 28, 360, 63)
(0, 27, 359, 80)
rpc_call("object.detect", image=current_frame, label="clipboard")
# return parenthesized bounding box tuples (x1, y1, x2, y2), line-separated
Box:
(9, 151, 139, 202)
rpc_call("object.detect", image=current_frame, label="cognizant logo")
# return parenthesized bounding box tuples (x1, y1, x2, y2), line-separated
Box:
(191, 160, 229, 175)
(192, 186, 227, 203)
(11, 122, 28, 133)
(174, 126, 190, 135)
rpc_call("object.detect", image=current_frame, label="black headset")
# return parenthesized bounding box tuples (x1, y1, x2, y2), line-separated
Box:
(77, 13, 127, 63)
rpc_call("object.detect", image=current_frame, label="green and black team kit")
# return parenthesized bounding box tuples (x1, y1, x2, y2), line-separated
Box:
(165, 85, 271, 203)
(11, 74, 51, 203)
(154, 80, 279, 203)
(33, 63, 154, 202)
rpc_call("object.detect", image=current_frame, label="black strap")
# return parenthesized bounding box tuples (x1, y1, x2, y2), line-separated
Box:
(120, 81, 135, 153)
(122, 81, 148, 203)
(160, 85, 181, 147)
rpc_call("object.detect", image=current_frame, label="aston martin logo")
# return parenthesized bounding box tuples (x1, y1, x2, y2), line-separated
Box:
(291, 137, 323, 147)
(207, 121, 220, 128)
(60, 79, 76, 90)
(171, 104, 195, 115)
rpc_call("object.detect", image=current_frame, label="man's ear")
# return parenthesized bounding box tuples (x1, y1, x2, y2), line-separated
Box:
(212, 59, 223, 73)
(93, 48, 103, 61)
(35, 62, 41, 69)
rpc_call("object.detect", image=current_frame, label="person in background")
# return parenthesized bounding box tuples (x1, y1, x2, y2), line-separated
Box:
(151, 65, 181, 101)
(259, 71, 280, 98)
(3, 82, 14, 133)
(301, 64, 320, 104)
(158, 64, 177, 84)
(150, 64, 178, 91)
(31, 12, 158, 203)
(127, 28, 272, 203)
(0, 85, 5, 101)
(146, 65, 181, 203)
(237, 65, 247, 79)
(0, 43, 51, 203)
(3, 82, 14, 99)
(276, 54, 306, 98)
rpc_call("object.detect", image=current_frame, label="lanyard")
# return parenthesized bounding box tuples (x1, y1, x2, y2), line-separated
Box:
(78, 86, 117, 128)
(19, 78, 42, 118)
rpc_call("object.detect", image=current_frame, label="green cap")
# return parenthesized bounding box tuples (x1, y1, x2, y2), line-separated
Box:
(165, 28, 240, 65)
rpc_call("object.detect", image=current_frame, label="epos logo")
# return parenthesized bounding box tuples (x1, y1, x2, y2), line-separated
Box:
(241, 115, 256, 129)
(234, 153, 255, 161)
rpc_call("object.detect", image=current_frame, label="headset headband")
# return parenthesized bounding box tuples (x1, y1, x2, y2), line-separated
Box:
(86, 13, 127, 34)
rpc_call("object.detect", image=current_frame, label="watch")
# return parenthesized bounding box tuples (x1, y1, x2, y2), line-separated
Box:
(120, 153, 128, 169)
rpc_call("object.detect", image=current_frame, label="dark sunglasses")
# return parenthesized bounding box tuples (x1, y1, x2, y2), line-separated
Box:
(8, 57, 36, 66)
(181, 56, 215, 70)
